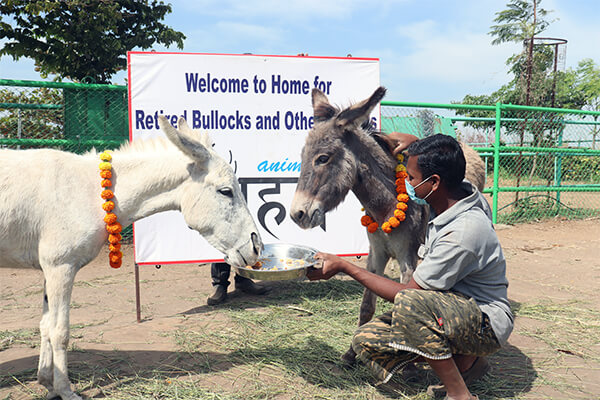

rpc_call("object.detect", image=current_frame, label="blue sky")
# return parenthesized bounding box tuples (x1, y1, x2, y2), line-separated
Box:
(1, 0, 598, 104)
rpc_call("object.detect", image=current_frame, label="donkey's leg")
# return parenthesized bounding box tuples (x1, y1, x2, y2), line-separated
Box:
(342, 247, 389, 365)
(359, 247, 389, 326)
(42, 264, 81, 400)
(37, 280, 56, 396)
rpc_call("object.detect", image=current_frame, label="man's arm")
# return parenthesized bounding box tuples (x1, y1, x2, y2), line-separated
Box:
(306, 252, 422, 302)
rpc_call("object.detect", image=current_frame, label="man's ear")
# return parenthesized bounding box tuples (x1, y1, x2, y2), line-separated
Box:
(430, 174, 441, 192)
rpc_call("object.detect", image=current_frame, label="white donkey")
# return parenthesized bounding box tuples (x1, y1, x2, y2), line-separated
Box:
(0, 116, 263, 400)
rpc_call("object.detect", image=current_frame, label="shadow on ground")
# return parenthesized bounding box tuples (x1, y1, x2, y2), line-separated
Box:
(180, 277, 366, 315)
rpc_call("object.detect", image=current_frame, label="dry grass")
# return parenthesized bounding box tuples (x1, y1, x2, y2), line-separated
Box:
(3, 277, 597, 399)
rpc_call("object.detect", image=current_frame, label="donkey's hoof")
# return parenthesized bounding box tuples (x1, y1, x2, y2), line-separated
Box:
(38, 374, 53, 390)
(341, 347, 357, 365)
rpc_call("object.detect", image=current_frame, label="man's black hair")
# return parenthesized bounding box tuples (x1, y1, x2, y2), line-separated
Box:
(405, 134, 466, 191)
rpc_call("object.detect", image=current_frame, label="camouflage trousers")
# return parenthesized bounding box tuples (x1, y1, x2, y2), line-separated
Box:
(352, 289, 500, 383)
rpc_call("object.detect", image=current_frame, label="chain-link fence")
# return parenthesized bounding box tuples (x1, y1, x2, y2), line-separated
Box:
(0, 79, 132, 239)
(381, 101, 600, 224)
(2, 79, 599, 227)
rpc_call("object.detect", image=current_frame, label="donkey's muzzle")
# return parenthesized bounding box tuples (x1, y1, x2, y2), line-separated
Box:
(290, 207, 323, 230)
(291, 209, 305, 225)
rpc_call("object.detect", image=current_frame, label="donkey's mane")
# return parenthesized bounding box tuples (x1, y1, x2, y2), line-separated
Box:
(353, 126, 396, 168)
(365, 128, 395, 156)
(119, 136, 175, 153)
(335, 100, 395, 163)
(86, 131, 213, 157)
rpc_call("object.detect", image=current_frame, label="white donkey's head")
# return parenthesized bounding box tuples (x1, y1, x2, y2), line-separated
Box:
(158, 116, 263, 268)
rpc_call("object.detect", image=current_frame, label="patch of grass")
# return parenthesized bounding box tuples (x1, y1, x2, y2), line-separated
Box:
(497, 195, 600, 224)
(0, 328, 40, 351)
(509, 299, 600, 398)
(0, 367, 40, 398)
(40, 279, 549, 399)
(99, 377, 244, 399)
(515, 299, 600, 362)
(3, 280, 596, 399)
(157, 279, 525, 399)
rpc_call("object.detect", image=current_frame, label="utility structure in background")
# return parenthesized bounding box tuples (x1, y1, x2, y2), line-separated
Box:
(516, 36, 568, 202)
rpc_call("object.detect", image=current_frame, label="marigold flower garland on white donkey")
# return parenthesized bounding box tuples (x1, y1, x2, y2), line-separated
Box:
(0, 116, 263, 400)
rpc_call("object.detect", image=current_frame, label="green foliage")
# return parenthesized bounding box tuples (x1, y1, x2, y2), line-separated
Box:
(576, 58, 600, 111)
(0, 86, 63, 139)
(489, 0, 552, 45)
(456, 0, 598, 131)
(0, 0, 185, 83)
(561, 155, 600, 183)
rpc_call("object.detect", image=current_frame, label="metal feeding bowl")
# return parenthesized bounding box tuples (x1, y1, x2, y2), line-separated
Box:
(235, 243, 318, 281)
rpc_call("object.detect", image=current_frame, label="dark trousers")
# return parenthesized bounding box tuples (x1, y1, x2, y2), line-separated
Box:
(211, 262, 250, 287)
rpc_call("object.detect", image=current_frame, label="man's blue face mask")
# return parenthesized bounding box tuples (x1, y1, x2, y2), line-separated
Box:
(405, 176, 433, 205)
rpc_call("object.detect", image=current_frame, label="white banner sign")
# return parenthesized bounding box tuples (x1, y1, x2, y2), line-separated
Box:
(128, 52, 380, 265)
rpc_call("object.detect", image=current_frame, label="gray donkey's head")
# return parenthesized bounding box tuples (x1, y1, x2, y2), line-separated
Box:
(291, 86, 392, 229)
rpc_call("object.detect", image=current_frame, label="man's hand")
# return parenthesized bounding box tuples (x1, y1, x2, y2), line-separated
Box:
(306, 252, 345, 281)
(387, 132, 419, 155)
(306, 251, 421, 302)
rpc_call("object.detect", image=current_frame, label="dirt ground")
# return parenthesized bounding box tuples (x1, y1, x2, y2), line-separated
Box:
(1, 217, 600, 399)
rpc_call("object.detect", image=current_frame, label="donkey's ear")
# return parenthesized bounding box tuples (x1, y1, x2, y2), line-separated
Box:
(335, 86, 386, 129)
(158, 116, 211, 163)
(312, 88, 339, 123)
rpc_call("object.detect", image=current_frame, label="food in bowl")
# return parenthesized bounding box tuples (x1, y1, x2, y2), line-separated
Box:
(246, 257, 306, 271)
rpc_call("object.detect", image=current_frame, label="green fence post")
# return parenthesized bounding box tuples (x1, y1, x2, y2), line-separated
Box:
(492, 102, 501, 224)
(555, 122, 565, 209)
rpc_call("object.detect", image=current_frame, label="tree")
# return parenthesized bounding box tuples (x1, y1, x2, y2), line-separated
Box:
(457, 1, 600, 202)
(0, 87, 63, 140)
(0, 0, 185, 84)
(455, 0, 560, 115)
(576, 58, 600, 112)
(576, 59, 600, 148)
(489, 0, 552, 45)
(489, 0, 554, 107)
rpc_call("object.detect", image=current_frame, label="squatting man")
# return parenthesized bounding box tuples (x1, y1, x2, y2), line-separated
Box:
(307, 133, 513, 400)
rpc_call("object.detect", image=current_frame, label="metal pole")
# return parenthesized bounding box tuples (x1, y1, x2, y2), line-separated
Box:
(17, 109, 21, 150)
(134, 263, 141, 323)
(551, 43, 559, 108)
(555, 123, 565, 208)
(492, 102, 502, 224)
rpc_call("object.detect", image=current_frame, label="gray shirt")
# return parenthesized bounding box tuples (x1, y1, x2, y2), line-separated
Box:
(412, 180, 514, 345)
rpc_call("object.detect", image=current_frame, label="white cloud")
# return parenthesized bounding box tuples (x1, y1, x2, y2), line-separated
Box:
(176, 22, 284, 56)
(542, 0, 600, 69)
(391, 20, 519, 85)
(215, 21, 283, 43)
(177, 0, 355, 20)
(175, 0, 409, 22)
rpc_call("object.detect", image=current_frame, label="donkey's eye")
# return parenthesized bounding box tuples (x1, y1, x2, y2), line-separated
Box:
(218, 187, 234, 198)
(315, 154, 330, 165)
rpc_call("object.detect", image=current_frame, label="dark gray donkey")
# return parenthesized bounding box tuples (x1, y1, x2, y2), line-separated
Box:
(290, 86, 485, 363)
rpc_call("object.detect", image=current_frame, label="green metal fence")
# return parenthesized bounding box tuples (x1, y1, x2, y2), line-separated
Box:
(0, 79, 127, 151)
(382, 101, 600, 224)
(0, 78, 131, 238)
(2, 79, 599, 226)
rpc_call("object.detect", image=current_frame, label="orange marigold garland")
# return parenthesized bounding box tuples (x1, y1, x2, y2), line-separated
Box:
(360, 154, 409, 234)
(99, 151, 123, 268)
